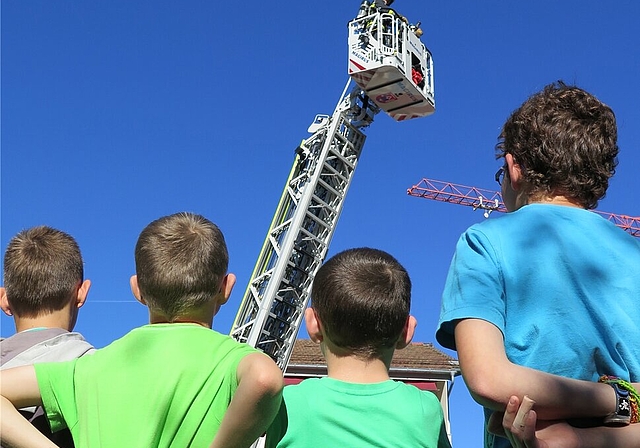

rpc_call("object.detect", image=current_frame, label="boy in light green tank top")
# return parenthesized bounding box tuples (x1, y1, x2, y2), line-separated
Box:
(0, 212, 283, 448)
(266, 248, 451, 448)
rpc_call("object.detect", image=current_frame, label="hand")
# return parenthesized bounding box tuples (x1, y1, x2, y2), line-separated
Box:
(500, 396, 582, 448)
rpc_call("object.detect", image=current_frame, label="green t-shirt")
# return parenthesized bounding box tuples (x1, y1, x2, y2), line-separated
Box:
(266, 377, 452, 448)
(35, 324, 258, 448)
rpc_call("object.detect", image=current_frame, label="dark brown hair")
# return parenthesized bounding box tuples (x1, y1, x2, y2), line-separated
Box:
(311, 247, 411, 359)
(496, 81, 618, 209)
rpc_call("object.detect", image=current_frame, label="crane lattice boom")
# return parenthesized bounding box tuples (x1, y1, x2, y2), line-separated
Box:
(407, 177, 640, 237)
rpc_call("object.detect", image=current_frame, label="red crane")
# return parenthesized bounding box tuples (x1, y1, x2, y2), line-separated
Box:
(407, 177, 640, 237)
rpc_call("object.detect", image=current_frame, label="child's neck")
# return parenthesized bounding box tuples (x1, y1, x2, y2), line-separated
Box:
(324, 348, 392, 383)
(145, 297, 224, 329)
(148, 309, 214, 329)
(150, 318, 211, 328)
(14, 310, 74, 333)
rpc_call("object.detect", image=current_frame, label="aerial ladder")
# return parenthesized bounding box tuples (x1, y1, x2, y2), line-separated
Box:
(230, 2, 435, 369)
(407, 177, 640, 237)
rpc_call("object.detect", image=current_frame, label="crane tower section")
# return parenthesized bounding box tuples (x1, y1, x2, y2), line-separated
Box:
(408, 177, 640, 237)
(230, 4, 436, 370)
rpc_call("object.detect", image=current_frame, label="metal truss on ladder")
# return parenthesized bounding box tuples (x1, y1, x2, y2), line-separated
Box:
(230, 81, 378, 369)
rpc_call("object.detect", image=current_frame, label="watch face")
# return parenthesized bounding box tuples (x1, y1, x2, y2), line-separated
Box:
(604, 383, 633, 426)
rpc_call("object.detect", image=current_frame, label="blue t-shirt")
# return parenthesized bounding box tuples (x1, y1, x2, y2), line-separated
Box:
(436, 204, 640, 448)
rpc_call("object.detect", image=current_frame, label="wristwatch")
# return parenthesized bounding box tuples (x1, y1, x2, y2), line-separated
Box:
(604, 382, 632, 426)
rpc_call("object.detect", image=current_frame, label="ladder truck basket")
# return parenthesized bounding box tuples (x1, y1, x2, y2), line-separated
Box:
(348, 5, 435, 121)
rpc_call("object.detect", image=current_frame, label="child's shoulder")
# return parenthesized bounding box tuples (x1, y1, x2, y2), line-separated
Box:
(394, 380, 440, 398)
(394, 382, 445, 418)
(281, 377, 324, 398)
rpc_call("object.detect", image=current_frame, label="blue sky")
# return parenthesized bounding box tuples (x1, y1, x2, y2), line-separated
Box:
(2, 1, 639, 446)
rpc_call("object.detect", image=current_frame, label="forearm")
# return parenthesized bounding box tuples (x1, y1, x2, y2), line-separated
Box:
(575, 424, 640, 448)
(211, 388, 281, 448)
(456, 319, 616, 420)
(470, 362, 615, 420)
(210, 353, 283, 448)
(0, 366, 56, 448)
(0, 396, 57, 448)
(500, 395, 640, 448)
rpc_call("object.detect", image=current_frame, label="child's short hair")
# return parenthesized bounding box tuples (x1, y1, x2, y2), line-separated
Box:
(3, 226, 84, 318)
(134, 212, 228, 319)
(311, 247, 411, 358)
(496, 81, 618, 209)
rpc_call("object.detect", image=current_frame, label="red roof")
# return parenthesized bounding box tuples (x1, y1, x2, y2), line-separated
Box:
(287, 339, 459, 371)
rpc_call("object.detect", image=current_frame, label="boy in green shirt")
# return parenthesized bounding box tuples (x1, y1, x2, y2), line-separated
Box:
(266, 248, 451, 448)
(0, 212, 283, 448)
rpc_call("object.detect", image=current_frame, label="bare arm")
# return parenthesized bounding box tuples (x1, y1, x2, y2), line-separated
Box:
(501, 395, 640, 448)
(455, 319, 618, 420)
(0, 366, 58, 448)
(209, 353, 284, 448)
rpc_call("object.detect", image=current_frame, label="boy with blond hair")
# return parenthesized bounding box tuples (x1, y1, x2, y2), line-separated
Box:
(0, 212, 283, 448)
(1, 226, 93, 448)
(266, 247, 451, 448)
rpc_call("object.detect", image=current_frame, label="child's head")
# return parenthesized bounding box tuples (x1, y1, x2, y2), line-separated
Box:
(307, 247, 412, 359)
(1, 226, 88, 323)
(496, 81, 618, 210)
(133, 212, 231, 320)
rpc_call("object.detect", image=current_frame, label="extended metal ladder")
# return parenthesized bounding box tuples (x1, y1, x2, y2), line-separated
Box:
(230, 81, 379, 368)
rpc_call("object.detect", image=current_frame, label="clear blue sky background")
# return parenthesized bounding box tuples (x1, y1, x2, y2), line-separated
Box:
(2, 1, 639, 446)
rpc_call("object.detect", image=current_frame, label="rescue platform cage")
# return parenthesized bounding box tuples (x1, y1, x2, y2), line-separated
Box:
(348, 7, 435, 120)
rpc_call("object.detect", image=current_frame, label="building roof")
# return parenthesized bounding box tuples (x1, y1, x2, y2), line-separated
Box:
(288, 339, 460, 372)
(285, 339, 460, 400)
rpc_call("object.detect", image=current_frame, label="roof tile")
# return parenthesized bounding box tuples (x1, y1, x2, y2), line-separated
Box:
(288, 339, 459, 371)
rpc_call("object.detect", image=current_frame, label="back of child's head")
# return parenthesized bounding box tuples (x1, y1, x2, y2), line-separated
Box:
(496, 80, 618, 209)
(311, 247, 411, 359)
(3, 226, 84, 318)
(134, 212, 228, 319)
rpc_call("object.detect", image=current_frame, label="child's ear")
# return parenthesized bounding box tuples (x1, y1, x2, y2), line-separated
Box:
(505, 153, 523, 191)
(304, 308, 323, 343)
(218, 273, 236, 305)
(130, 275, 146, 305)
(75, 280, 91, 309)
(0, 287, 12, 317)
(396, 315, 417, 349)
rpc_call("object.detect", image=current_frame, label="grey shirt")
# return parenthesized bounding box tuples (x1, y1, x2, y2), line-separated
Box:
(1, 328, 94, 447)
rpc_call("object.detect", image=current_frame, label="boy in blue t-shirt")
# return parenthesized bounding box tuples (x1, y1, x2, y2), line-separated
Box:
(436, 82, 640, 447)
